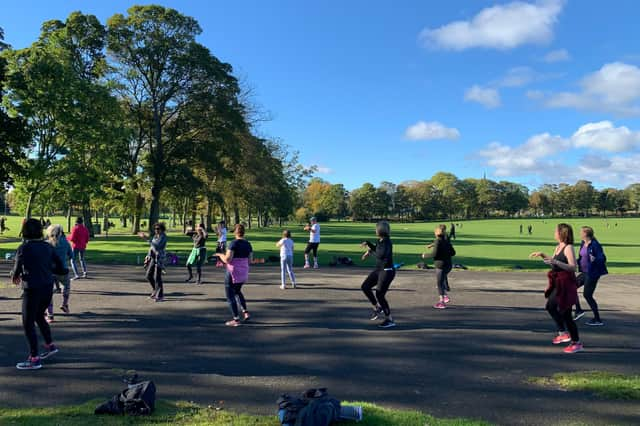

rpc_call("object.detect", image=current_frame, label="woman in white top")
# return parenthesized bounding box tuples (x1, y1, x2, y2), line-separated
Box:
(216, 221, 227, 253)
(276, 229, 297, 289)
(303, 217, 320, 269)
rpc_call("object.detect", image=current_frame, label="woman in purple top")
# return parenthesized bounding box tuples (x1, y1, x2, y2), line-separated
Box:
(217, 224, 253, 327)
(574, 226, 607, 326)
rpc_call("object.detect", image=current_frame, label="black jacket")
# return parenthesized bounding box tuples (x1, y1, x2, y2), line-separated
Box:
(11, 239, 68, 290)
(365, 237, 394, 270)
(423, 236, 456, 269)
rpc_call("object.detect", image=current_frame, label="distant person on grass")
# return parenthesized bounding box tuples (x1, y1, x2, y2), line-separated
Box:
(528, 225, 533, 235)
(574, 226, 607, 326)
(11, 219, 67, 370)
(449, 223, 456, 240)
(276, 229, 297, 289)
(218, 224, 253, 327)
(185, 223, 207, 285)
(530, 223, 583, 354)
(0, 216, 7, 234)
(68, 217, 90, 280)
(139, 223, 167, 302)
(45, 225, 73, 322)
(303, 217, 320, 269)
(423, 225, 456, 309)
(520, 224, 523, 235)
(360, 221, 397, 328)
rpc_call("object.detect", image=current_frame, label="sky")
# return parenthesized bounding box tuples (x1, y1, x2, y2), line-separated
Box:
(2, 0, 640, 190)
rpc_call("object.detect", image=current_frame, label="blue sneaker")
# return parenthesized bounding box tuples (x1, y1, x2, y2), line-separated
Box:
(39, 343, 59, 360)
(16, 356, 42, 370)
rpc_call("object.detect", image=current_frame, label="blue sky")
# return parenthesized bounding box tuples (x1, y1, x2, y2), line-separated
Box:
(3, 0, 640, 189)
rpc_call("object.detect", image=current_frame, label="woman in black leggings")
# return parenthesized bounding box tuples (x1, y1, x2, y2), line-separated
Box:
(360, 221, 396, 329)
(11, 219, 68, 370)
(574, 226, 607, 326)
(530, 223, 583, 354)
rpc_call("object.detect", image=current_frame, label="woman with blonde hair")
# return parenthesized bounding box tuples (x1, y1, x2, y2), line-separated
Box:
(423, 225, 456, 309)
(217, 224, 253, 327)
(45, 224, 73, 321)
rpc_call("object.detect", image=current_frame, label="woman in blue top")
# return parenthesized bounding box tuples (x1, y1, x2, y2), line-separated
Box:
(574, 226, 607, 326)
(139, 223, 167, 302)
(45, 224, 73, 321)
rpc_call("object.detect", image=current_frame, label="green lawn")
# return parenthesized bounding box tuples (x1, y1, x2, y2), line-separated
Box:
(529, 371, 640, 400)
(1, 216, 638, 273)
(0, 400, 490, 426)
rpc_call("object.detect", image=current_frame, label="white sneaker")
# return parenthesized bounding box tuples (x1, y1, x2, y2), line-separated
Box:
(313, 263, 319, 269)
(280, 285, 286, 290)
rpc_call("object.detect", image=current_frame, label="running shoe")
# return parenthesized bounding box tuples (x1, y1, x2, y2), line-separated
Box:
(280, 285, 286, 290)
(563, 342, 584, 354)
(433, 302, 446, 310)
(184, 277, 194, 283)
(370, 307, 383, 321)
(16, 356, 42, 370)
(242, 311, 251, 322)
(39, 343, 59, 360)
(303, 263, 311, 269)
(586, 319, 604, 326)
(573, 310, 586, 321)
(60, 304, 69, 314)
(82, 273, 88, 278)
(71, 275, 80, 281)
(552, 333, 571, 345)
(313, 263, 319, 269)
(154, 297, 164, 303)
(378, 319, 396, 328)
(443, 295, 451, 304)
(225, 319, 241, 327)
(45, 314, 54, 324)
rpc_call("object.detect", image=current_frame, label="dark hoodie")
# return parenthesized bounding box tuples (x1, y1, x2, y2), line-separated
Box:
(12, 240, 68, 290)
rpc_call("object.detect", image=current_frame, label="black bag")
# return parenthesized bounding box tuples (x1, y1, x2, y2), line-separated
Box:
(277, 388, 340, 426)
(95, 381, 156, 416)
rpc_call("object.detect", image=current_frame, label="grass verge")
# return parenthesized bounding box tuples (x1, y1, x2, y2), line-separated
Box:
(0, 400, 491, 426)
(529, 371, 640, 400)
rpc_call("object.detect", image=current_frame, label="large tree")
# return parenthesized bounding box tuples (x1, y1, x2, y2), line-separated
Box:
(107, 5, 209, 230)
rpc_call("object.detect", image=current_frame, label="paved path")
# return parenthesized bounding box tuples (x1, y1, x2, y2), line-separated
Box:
(1, 264, 639, 425)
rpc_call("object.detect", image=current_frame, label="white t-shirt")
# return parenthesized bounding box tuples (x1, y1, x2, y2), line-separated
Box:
(309, 223, 320, 243)
(279, 238, 294, 258)
(218, 227, 227, 243)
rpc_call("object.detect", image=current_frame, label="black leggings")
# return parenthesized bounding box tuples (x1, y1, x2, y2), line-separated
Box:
(575, 273, 601, 321)
(187, 248, 207, 283)
(546, 289, 579, 341)
(146, 258, 164, 299)
(304, 242, 319, 257)
(361, 269, 395, 316)
(435, 268, 451, 296)
(22, 287, 54, 357)
(225, 271, 247, 318)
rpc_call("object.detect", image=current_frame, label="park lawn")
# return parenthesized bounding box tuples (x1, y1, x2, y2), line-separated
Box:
(0, 400, 491, 426)
(529, 371, 640, 400)
(1, 216, 639, 273)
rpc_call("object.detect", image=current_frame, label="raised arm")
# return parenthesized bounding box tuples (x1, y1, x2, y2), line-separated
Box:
(422, 239, 439, 259)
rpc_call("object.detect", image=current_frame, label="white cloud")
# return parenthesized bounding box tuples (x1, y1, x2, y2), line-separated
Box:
(420, 0, 565, 51)
(498, 66, 537, 87)
(543, 48, 570, 62)
(543, 62, 640, 115)
(404, 121, 460, 141)
(478, 133, 570, 176)
(464, 85, 501, 108)
(526, 89, 545, 100)
(316, 166, 333, 174)
(571, 121, 640, 153)
(478, 121, 640, 185)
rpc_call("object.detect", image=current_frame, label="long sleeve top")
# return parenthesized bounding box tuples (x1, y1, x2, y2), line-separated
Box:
(192, 233, 207, 249)
(147, 233, 167, 261)
(365, 237, 394, 270)
(577, 239, 608, 279)
(423, 236, 455, 269)
(12, 239, 69, 290)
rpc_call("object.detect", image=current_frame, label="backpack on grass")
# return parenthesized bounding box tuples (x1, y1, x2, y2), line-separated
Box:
(95, 380, 156, 416)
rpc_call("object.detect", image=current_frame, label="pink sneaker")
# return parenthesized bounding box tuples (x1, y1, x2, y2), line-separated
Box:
(225, 319, 241, 327)
(552, 333, 571, 345)
(443, 295, 451, 304)
(564, 342, 584, 354)
(303, 264, 310, 269)
(433, 302, 446, 309)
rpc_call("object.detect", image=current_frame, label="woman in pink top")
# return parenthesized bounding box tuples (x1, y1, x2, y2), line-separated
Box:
(68, 217, 90, 279)
(217, 224, 253, 327)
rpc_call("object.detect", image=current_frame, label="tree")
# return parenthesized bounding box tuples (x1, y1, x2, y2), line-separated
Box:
(430, 172, 460, 219)
(350, 183, 378, 221)
(107, 5, 209, 230)
(499, 181, 529, 216)
(573, 180, 596, 217)
(0, 27, 29, 186)
(529, 191, 550, 216)
(625, 183, 640, 213)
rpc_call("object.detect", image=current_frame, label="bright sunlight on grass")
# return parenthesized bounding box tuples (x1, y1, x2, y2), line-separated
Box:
(529, 371, 640, 400)
(0, 400, 491, 426)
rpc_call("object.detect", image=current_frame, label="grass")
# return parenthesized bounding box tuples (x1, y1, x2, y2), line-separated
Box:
(529, 371, 640, 400)
(0, 400, 490, 426)
(1, 215, 639, 273)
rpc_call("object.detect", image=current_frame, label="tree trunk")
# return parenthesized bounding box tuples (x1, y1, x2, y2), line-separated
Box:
(82, 202, 94, 238)
(67, 206, 72, 233)
(205, 195, 214, 232)
(25, 190, 36, 219)
(132, 193, 144, 235)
